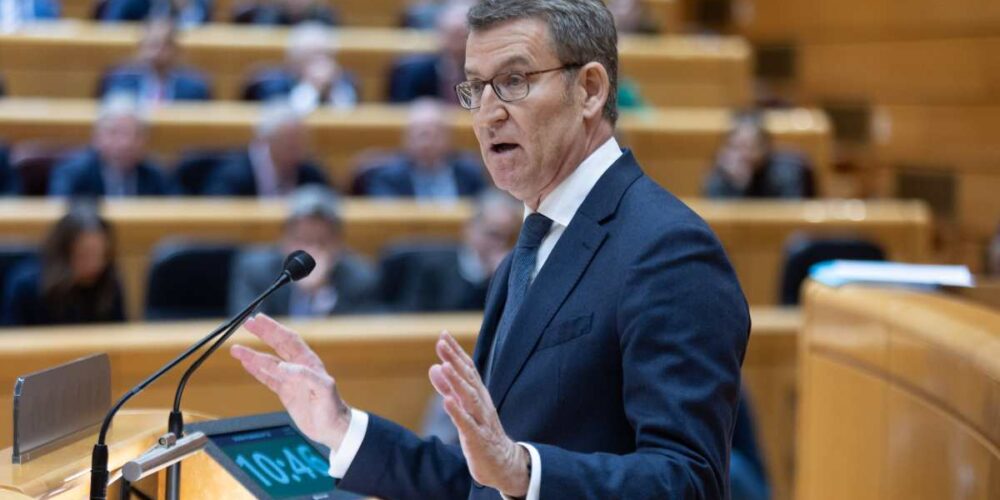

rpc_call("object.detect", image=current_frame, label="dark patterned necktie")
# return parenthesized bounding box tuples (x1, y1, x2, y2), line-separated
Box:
(486, 213, 554, 381)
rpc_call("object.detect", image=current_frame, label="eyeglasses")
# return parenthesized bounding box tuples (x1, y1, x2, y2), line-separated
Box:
(454, 63, 583, 110)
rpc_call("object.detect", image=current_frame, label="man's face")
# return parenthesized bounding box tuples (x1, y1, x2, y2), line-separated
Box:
(465, 19, 588, 204)
(139, 24, 178, 73)
(93, 115, 147, 171)
(405, 108, 451, 170)
(728, 124, 768, 170)
(282, 216, 339, 257)
(267, 121, 308, 174)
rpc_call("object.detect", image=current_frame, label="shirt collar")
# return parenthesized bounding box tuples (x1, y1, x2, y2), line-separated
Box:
(526, 136, 622, 227)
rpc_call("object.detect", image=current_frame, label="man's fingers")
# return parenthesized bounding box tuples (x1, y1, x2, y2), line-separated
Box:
(244, 314, 324, 369)
(442, 394, 478, 437)
(429, 364, 455, 399)
(442, 362, 487, 425)
(436, 333, 479, 385)
(230, 344, 283, 393)
(441, 331, 476, 369)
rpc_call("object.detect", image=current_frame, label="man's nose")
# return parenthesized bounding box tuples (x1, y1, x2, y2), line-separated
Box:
(475, 84, 509, 128)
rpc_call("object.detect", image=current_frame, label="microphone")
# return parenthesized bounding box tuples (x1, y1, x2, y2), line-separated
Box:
(89, 250, 315, 500)
(161, 250, 315, 499)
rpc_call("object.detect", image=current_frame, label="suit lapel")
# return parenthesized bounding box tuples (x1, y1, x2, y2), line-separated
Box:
(486, 151, 644, 411)
(472, 255, 511, 375)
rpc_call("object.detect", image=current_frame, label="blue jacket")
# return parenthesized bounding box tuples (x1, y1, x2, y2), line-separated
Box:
(48, 149, 174, 197)
(358, 153, 486, 198)
(99, 0, 211, 24)
(241, 67, 359, 105)
(201, 148, 330, 197)
(98, 64, 212, 101)
(0, 145, 17, 195)
(387, 54, 446, 103)
(338, 151, 751, 499)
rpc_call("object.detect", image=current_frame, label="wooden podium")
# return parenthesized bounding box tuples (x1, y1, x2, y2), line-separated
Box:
(0, 409, 252, 499)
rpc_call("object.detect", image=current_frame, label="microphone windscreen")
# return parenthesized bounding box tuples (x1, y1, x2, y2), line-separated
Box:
(283, 250, 316, 281)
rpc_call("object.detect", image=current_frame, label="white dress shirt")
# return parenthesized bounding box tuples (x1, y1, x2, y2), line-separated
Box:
(328, 137, 623, 499)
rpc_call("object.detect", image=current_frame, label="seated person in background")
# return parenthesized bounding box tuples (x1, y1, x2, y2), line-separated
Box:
(49, 95, 174, 197)
(243, 22, 358, 112)
(388, 1, 468, 104)
(99, 0, 212, 26)
(703, 113, 815, 199)
(2, 205, 126, 326)
(395, 189, 520, 312)
(356, 98, 485, 199)
(232, 0, 338, 26)
(401, 0, 471, 29)
(98, 18, 211, 103)
(0, 0, 59, 25)
(609, 0, 660, 35)
(203, 103, 329, 196)
(228, 185, 379, 317)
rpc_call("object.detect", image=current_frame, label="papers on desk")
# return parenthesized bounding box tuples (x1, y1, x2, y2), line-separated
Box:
(811, 261, 975, 289)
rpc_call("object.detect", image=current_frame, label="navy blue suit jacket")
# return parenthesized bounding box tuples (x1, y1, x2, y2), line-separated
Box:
(99, 0, 211, 23)
(359, 154, 486, 198)
(242, 67, 359, 104)
(388, 54, 445, 103)
(201, 148, 330, 197)
(338, 151, 750, 499)
(48, 149, 173, 197)
(98, 64, 212, 101)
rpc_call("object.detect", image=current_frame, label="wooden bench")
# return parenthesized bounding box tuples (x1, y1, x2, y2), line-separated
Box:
(0, 198, 931, 317)
(0, 99, 833, 198)
(0, 20, 751, 107)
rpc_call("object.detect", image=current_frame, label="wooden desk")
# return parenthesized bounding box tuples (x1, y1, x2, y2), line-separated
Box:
(0, 198, 930, 318)
(796, 282, 1000, 499)
(0, 308, 800, 499)
(0, 99, 832, 198)
(58, 0, 684, 32)
(0, 20, 751, 108)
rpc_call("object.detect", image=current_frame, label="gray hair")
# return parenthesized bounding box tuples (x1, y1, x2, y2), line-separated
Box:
(286, 22, 337, 61)
(96, 92, 148, 127)
(287, 185, 342, 231)
(473, 188, 522, 222)
(467, 0, 619, 124)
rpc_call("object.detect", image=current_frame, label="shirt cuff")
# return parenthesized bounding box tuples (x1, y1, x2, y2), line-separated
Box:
(327, 408, 369, 479)
(501, 442, 541, 500)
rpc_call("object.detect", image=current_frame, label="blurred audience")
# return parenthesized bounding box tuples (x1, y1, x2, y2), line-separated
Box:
(242, 22, 359, 112)
(388, 1, 468, 103)
(703, 113, 815, 199)
(355, 99, 485, 199)
(49, 95, 174, 197)
(203, 102, 329, 196)
(228, 186, 379, 317)
(988, 224, 1000, 277)
(232, 0, 338, 26)
(609, 0, 660, 35)
(2, 205, 126, 326)
(98, 0, 211, 26)
(0, 144, 16, 195)
(393, 189, 520, 312)
(98, 18, 211, 103)
(0, 0, 59, 28)
(401, 0, 471, 29)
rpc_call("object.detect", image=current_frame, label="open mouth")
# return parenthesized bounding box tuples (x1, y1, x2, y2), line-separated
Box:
(490, 143, 520, 154)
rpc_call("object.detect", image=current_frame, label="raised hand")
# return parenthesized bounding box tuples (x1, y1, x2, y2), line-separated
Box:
(428, 332, 530, 497)
(230, 314, 351, 451)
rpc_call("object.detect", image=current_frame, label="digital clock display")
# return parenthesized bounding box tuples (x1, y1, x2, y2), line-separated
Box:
(211, 425, 336, 499)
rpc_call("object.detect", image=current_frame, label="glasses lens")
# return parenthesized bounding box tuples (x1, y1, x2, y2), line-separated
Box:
(456, 81, 482, 109)
(495, 72, 529, 102)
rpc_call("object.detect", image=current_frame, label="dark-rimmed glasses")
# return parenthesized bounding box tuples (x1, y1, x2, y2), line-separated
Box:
(454, 63, 583, 110)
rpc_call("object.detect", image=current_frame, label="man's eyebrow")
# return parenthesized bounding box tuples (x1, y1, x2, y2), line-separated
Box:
(466, 55, 533, 79)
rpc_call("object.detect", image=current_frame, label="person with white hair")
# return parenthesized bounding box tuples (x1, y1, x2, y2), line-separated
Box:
(357, 98, 486, 199)
(242, 22, 359, 112)
(203, 102, 329, 196)
(48, 94, 174, 197)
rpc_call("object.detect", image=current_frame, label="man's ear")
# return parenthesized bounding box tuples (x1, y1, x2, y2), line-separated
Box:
(577, 62, 610, 120)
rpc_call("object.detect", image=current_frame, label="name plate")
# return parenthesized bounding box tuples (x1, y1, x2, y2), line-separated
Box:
(12, 354, 111, 463)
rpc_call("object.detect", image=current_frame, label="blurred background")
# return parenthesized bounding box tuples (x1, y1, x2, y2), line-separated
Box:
(0, 1, 997, 499)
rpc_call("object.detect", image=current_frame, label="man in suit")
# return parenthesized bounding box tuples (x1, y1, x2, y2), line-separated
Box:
(203, 103, 329, 197)
(98, 18, 212, 103)
(49, 95, 173, 197)
(231, 0, 338, 26)
(359, 98, 486, 199)
(99, 0, 212, 26)
(228, 186, 379, 317)
(392, 189, 521, 312)
(231, 1, 749, 499)
(388, 2, 469, 104)
(242, 23, 359, 113)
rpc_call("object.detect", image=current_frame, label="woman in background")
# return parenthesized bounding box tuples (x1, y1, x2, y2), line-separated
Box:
(1, 207, 125, 326)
